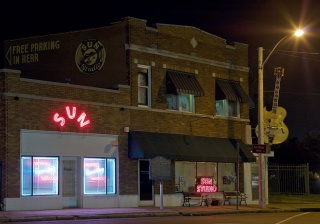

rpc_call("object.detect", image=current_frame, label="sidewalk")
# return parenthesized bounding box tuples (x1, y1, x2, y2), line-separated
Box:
(0, 195, 319, 223)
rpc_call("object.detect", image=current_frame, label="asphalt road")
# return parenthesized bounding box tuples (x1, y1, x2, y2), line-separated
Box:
(8, 212, 320, 224)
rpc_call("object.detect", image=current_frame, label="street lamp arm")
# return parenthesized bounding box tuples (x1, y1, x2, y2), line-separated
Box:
(262, 35, 288, 67)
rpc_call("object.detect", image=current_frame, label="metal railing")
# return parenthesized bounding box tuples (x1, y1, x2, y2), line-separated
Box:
(268, 163, 309, 195)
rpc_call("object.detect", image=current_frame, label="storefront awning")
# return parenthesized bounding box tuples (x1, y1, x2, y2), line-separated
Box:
(166, 71, 205, 97)
(216, 79, 255, 108)
(129, 131, 256, 163)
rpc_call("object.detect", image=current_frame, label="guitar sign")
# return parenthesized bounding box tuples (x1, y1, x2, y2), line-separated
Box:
(255, 67, 289, 145)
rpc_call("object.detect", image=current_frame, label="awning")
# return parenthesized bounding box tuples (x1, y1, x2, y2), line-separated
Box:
(129, 131, 256, 163)
(216, 80, 239, 101)
(166, 71, 205, 96)
(216, 79, 255, 108)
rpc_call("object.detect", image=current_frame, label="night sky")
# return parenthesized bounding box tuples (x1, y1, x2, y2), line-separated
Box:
(2, 0, 320, 140)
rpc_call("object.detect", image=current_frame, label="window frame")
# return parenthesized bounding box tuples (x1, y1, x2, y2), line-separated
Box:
(175, 161, 218, 193)
(167, 93, 195, 113)
(138, 65, 151, 108)
(21, 156, 59, 196)
(215, 99, 240, 118)
(83, 157, 116, 195)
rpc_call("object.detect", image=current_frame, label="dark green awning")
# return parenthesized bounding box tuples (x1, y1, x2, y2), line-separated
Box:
(129, 131, 256, 163)
(216, 79, 255, 108)
(166, 71, 205, 97)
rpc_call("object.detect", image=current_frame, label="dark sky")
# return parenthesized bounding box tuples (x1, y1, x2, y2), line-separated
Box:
(2, 0, 320, 140)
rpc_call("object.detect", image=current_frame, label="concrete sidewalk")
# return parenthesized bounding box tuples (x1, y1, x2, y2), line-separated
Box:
(0, 195, 319, 223)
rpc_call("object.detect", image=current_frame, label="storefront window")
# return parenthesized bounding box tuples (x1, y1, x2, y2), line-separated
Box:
(83, 158, 116, 195)
(175, 161, 236, 192)
(106, 159, 116, 194)
(21, 156, 59, 196)
(175, 161, 217, 192)
(218, 163, 236, 191)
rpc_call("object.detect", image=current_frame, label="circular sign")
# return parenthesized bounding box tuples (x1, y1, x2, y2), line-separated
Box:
(75, 39, 106, 74)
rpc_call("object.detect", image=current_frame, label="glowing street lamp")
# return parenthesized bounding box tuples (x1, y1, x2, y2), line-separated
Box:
(257, 29, 304, 209)
(295, 29, 304, 37)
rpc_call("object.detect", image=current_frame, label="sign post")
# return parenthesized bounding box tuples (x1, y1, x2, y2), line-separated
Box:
(149, 156, 172, 211)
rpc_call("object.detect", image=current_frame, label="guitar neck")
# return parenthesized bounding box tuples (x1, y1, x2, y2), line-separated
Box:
(272, 68, 284, 114)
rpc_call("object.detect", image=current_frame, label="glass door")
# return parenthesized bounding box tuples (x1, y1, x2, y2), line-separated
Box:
(139, 160, 154, 206)
(62, 157, 78, 208)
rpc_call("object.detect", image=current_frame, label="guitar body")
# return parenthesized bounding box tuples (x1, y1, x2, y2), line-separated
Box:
(255, 106, 289, 144)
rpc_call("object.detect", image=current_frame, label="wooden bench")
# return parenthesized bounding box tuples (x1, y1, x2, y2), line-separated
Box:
(222, 191, 247, 205)
(182, 191, 208, 207)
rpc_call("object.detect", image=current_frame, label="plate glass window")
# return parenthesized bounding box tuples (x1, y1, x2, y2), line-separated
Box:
(21, 156, 59, 196)
(83, 158, 116, 195)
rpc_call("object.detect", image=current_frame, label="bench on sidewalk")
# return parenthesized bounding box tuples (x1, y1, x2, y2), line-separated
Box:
(222, 191, 247, 205)
(182, 191, 208, 207)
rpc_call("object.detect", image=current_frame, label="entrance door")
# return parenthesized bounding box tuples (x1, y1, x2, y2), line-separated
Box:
(62, 157, 78, 208)
(139, 160, 154, 206)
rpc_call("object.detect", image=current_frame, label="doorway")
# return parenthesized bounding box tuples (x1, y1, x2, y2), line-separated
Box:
(139, 160, 154, 206)
(62, 157, 79, 208)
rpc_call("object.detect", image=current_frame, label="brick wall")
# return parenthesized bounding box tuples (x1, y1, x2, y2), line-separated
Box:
(2, 71, 132, 197)
(0, 17, 252, 199)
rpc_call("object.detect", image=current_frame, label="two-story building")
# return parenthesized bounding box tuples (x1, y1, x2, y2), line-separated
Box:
(0, 17, 256, 211)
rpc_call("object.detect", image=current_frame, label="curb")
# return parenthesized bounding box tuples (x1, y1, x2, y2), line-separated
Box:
(0, 208, 315, 223)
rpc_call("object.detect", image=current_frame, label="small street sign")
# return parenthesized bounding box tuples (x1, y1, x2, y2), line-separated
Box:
(252, 144, 266, 153)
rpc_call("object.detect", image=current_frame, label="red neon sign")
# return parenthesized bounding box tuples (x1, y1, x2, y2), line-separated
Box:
(53, 106, 90, 127)
(196, 177, 218, 193)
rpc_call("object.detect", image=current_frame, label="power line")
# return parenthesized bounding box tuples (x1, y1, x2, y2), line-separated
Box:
(274, 50, 320, 55)
(264, 50, 320, 62)
(264, 90, 320, 96)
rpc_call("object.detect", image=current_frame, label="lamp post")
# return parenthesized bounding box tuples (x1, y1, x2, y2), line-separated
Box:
(257, 29, 303, 209)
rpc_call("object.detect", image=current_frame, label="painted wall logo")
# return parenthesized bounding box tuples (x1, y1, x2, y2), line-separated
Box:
(75, 39, 106, 75)
(5, 40, 60, 65)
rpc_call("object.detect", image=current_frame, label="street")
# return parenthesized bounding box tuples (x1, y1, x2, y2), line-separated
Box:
(9, 212, 320, 224)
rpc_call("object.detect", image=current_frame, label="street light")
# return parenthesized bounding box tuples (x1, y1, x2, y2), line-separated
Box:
(257, 29, 304, 209)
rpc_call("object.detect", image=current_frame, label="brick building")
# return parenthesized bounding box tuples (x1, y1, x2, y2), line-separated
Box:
(0, 17, 256, 211)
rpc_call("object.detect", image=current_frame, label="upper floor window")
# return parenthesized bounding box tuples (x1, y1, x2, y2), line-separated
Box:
(166, 70, 204, 113)
(167, 93, 195, 112)
(215, 99, 239, 117)
(138, 66, 151, 107)
(215, 79, 253, 118)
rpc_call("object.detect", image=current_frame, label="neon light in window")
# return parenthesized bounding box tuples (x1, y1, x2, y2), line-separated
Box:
(196, 177, 218, 193)
(53, 106, 90, 127)
(21, 157, 59, 196)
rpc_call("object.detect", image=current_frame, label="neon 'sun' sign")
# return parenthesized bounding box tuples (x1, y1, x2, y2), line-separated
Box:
(53, 106, 90, 127)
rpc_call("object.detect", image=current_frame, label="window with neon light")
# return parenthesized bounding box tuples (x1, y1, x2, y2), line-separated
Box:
(21, 156, 59, 196)
(83, 158, 116, 195)
(175, 161, 218, 192)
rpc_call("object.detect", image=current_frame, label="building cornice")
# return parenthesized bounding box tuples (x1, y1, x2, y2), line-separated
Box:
(126, 44, 250, 72)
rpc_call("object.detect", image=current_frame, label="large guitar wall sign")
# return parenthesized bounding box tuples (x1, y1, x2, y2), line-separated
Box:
(255, 67, 289, 145)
